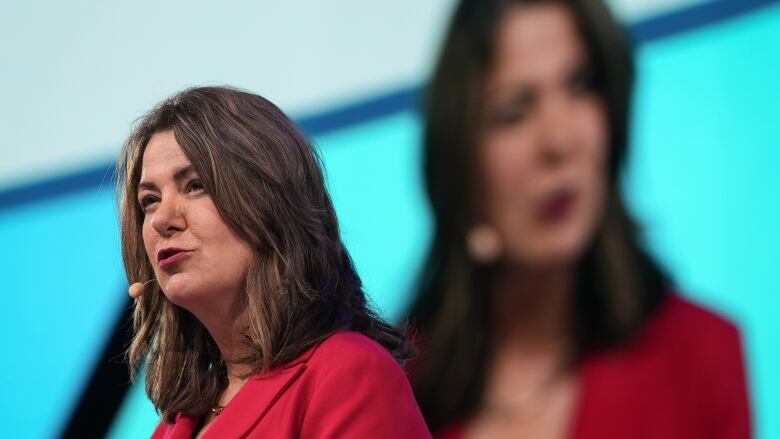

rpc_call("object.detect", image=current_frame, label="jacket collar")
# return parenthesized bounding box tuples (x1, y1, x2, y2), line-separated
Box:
(165, 339, 322, 438)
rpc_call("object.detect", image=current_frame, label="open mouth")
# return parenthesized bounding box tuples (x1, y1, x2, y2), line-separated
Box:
(538, 188, 577, 223)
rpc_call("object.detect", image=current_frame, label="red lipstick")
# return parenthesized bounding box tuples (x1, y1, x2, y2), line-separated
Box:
(157, 247, 191, 268)
(538, 189, 576, 223)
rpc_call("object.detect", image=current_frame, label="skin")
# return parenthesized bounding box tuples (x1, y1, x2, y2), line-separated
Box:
(478, 4, 607, 269)
(136, 130, 255, 436)
(466, 3, 609, 438)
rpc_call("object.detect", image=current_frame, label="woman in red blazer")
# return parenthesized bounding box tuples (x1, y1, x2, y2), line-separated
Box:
(431, 294, 750, 439)
(407, 0, 750, 437)
(118, 86, 430, 438)
(151, 332, 428, 438)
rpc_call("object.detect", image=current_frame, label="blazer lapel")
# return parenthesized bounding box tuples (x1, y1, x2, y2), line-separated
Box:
(202, 345, 319, 438)
(161, 413, 201, 439)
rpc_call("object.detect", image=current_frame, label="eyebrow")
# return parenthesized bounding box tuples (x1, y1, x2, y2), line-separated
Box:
(137, 164, 196, 192)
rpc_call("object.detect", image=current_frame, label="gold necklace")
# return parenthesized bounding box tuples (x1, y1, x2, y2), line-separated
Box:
(211, 373, 250, 417)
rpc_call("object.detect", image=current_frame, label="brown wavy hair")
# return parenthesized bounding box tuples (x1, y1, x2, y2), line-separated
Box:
(407, 0, 670, 431)
(117, 86, 414, 421)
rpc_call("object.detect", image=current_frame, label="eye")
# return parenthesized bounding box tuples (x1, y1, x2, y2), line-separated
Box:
(486, 92, 533, 127)
(139, 195, 159, 212)
(187, 179, 206, 194)
(569, 64, 598, 96)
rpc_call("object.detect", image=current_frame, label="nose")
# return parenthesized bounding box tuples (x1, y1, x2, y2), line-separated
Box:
(150, 194, 186, 238)
(536, 94, 575, 167)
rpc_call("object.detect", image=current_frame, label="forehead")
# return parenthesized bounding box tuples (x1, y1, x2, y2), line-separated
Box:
(140, 130, 192, 180)
(489, 3, 585, 82)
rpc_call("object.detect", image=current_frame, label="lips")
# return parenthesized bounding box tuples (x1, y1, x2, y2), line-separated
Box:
(157, 247, 191, 268)
(538, 188, 577, 223)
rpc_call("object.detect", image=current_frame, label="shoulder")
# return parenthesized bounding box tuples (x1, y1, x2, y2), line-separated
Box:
(312, 331, 397, 364)
(314, 331, 397, 360)
(577, 293, 750, 437)
(655, 293, 738, 333)
(585, 292, 746, 383)
(643, 293, 742, 355)
(647, 293, 751, 435)
(306, 331, 403, 381)
(299, 332, 431, 438)
(623, 292, 748, 395)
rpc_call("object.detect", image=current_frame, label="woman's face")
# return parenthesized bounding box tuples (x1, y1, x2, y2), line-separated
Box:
(138, 130, 253, 309)
(477, 3, 608, 268)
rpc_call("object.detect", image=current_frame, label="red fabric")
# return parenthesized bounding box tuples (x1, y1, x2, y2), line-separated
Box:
(151, 331, 432, 439)
(436, 294, 752, 439)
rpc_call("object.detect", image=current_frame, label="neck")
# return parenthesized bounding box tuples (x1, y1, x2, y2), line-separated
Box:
(491, 263, 576, 352)
(478, 263, 579, 419)
(211, 322, 252, 381)
(188, 291, 254, 383)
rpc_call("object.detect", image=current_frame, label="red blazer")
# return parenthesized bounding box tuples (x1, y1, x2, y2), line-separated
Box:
(437, 294, 751, 439)
(151, 331, 432, 439)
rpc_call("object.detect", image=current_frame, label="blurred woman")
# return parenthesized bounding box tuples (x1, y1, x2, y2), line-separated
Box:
(118, 86, 430, 438)
(407, 1, 750, 438)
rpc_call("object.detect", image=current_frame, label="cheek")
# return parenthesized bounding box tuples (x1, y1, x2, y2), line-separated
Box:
(141, 221, 158, 262)
(192, 206, 253, 274)
(204, 227, 253, 290)
(574, 98, 609, 166)
(572, 99, 609, 235)
(479, 129, 537, 210)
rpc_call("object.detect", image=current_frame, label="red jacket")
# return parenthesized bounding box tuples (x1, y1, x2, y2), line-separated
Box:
(151, 331, 432, 439)
(437, 295, 751, 438)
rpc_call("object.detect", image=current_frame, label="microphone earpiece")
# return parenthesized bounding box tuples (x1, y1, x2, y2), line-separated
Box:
(129, 279, 157, 299)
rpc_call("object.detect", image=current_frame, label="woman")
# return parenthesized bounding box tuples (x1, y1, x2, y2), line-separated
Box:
(117, 86, 431, 438)
(408, 0, 750, 438)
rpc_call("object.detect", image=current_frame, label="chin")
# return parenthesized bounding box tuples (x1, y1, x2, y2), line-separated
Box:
(159, 273, 201, 307)
(510, 231, 590, 269)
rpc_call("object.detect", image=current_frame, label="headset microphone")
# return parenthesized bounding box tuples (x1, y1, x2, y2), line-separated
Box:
(129, 279, 157, 299)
